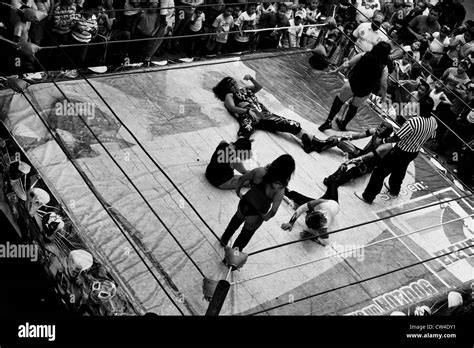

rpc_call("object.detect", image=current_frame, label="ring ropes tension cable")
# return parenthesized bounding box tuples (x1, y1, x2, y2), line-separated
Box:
(232, 214, 472, 285)
(19, 91, 187, 316)
(246, 243, 473, 315)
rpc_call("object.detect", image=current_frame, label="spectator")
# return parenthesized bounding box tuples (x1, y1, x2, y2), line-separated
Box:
(183, 6, 205, 57)
(49, 0, 76, 43)
(441, 59, 470, 97)
(403, 0, 427, 27)
(302, 0, 322, 47)
(328, 22, 355, 66)
(233, 4, 257, 53)
(394, 50, 414, 81)
(429, 25, 451, 63)
(355, 0, 381, 24)
(30, 0, 54, 46)
(352, 11, 389, 54)
(10, 0, 38, 43)
(448, 25, 474, 60)
(398, 78, 432, 124)
(209, 6, 234, 55)
(70, 0, 98, 67)
(438, 0, 466, 31)
(172, 0, 204, 52)
(403, 40, 421, 62)
(429, 79, 452, 110)
(287, 12, 304, 48)
(256, 1, 276, 26)
(407, 6, 441, 42)
(257, 3, 290, 50)
(388, 0, 405, 25)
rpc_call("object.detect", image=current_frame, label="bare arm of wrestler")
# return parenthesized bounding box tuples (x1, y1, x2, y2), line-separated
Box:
(224, 93, 251, 114)
(243, 74, 263, 93)
(329, 53, 364, 74)
(235, 167, 266, 198)
(263, 188, 284, 221)
(281, 198, 326, 231)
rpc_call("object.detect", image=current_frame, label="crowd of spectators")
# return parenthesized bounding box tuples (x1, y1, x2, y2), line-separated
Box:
(0, 0, 472, 186)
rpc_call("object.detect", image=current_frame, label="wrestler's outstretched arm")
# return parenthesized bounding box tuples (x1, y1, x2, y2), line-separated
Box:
(243, 74, 263, 93)
(281, 198, 326, 231)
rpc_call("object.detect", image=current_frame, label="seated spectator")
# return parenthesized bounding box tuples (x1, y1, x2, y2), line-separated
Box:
(355, 0, 381, 24)
(352, 11, 389, 54)
(403, 0, 427, 27)
(407, 6, 441, 43)
(419, 51, 435, 78)
(448, 24, 474, 60)
(257, 3, 290, 50)
(328, 22, 355, 66)
(430, 79, 452, 110)
(438, 0, 466, 32)
(403, 40, 421, 62)
(233, 4, 256, 53)
(388, 0, 405, 25)
(441, 59, 470, 97)
(429, 25, 451, 63)
(394, 50, 414, 80)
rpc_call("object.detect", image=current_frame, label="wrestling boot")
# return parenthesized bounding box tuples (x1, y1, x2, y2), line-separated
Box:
(312, 136, 338, 152)
(319, 96, 344, 132)
(301, 133, 314, 153)
(323, 164, 348, 186)
(336, 104, 359, 131)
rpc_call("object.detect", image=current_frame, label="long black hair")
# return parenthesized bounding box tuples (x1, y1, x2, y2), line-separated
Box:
(263, 154, 295, 186)
(212, 77, 235, 101)
(366, 41, 392, 68)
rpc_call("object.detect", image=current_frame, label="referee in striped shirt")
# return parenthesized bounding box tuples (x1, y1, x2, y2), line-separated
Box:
(355, 96, 437, 204)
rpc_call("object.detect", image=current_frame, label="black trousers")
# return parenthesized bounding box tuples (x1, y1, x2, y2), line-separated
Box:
(236, 111, 302, 138)
(362, 147, 418, 202)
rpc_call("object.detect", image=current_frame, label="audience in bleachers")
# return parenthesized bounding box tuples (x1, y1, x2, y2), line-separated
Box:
(0, 0, 472, 186)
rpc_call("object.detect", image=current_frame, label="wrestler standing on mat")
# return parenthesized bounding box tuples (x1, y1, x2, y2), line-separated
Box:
(212, 75, 319, 153)
(221, 154, 295, 252)
(319, 41, 391, 132)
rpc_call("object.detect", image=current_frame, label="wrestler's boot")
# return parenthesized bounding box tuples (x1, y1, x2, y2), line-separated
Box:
(323, 164, 349, 187)
(336, 104, 358, 131)
(311, 136, 339, 153)
(319, 96, 344, 132)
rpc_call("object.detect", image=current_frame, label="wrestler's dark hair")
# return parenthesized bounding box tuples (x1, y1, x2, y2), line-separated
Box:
(377, 122, 393, 138)
(212, 77, 235, 101)
(419, 96, 435, 118)
(264, 154, 295, 186)
(234, 137, 252, 152)
(367, 41, 392, 67)
(306, 211, 328, 230)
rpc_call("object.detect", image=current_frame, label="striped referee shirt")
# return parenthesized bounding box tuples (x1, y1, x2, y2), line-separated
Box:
(396, 116, 437, 153)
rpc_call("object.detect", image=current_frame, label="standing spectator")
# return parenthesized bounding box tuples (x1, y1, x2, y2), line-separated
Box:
(256, 1, 276, 26)
(287, 12, 304, 48)
(30, 0, 54, 46)
(49, 0, 76, 43)
(183, 6, 205, 57)
(210, 6, 234, 55)
(159, 0, 175, 54)
(328, 22, 355, 66)
(172, 0, 204, 52)
(352, 11, 389, 54)
(257, 3, 290, 50)
(70, 0, 98, 67)
(233, 4, 257, 53)
(355, 96, 436, 203)
(429, 79, 452, 110)
(388, 0, 405, 25)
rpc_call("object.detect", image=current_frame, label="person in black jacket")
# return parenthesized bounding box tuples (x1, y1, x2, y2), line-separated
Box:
(319, 41, 391, 132)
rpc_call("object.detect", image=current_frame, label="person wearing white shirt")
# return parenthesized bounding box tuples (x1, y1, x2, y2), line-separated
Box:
(355, 0, 381, 24)
(286, 13, 303, 48)
(352, 12, 389, 54)
(233, 4, 257, 52)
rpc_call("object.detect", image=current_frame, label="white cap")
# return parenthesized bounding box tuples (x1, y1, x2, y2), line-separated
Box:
(447, 291, 463, 309)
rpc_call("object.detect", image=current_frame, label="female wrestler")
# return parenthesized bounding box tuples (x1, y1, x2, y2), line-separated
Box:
(319, 41, 391, 132)
(212, 74, 317, 153)
(221, 154, 295, 252)
(281, 183, 340, 246)
(206, 137, 253, 190)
